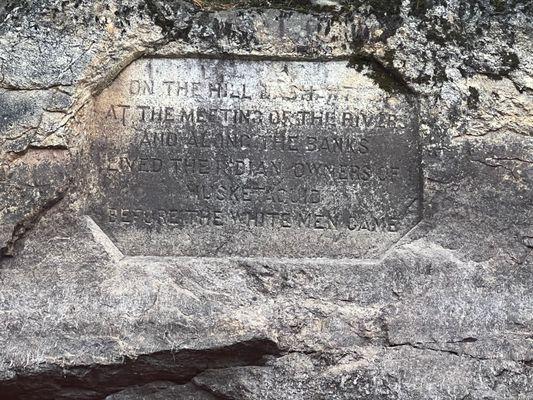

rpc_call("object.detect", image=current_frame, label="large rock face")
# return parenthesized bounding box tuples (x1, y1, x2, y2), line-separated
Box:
(0, 1, 531, 399)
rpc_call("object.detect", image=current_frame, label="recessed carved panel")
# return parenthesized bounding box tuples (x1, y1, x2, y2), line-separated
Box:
(84, 58, 421, 257)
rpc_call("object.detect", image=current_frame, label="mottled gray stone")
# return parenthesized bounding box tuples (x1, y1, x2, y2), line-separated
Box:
(0, 0, 531, 399)
(84, 57, 421, 258)
(105, 382, 217, 399)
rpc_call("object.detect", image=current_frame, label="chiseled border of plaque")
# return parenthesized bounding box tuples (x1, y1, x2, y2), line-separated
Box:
(82, 56, 423, 260)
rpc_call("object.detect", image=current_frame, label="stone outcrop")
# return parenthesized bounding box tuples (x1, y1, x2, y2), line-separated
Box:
(0, 1, 531, 399)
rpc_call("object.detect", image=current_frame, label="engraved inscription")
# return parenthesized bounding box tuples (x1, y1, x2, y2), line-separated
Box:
(84, 58, 421, 257)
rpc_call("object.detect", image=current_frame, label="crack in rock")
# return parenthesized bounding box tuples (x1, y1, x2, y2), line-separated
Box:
(0, 185, 68, 258)
(0, 338, 281, 400)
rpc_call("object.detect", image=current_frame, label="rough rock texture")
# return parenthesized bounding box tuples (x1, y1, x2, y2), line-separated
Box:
(84, 57, 422, 258)
(0, 1, 531, 399)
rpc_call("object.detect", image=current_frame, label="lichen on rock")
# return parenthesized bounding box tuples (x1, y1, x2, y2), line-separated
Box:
(0, 0, 531, 399)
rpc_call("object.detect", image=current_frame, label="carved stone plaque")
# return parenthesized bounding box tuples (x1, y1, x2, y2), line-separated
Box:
(84, 58, 421, 258)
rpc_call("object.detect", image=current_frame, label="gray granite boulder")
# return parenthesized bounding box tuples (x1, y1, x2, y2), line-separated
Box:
(0, 1, 531, 399)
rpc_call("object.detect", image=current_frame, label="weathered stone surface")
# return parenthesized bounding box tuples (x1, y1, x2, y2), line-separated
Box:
(105, 382, 218, 399)
(84, 57, 420, 257)
(0, 0, 531, 399)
